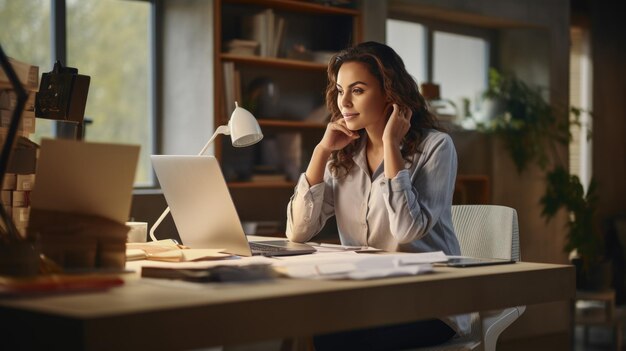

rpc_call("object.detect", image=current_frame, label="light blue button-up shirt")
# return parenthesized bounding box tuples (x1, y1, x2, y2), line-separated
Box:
(288, 129, 460, 253)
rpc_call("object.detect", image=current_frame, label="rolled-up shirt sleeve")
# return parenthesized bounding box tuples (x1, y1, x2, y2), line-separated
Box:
(286, 170, 335, 243)
(379, 134, 457, 243)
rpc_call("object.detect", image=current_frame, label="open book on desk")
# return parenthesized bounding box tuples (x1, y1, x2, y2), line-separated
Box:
(126, 239, 232, 262)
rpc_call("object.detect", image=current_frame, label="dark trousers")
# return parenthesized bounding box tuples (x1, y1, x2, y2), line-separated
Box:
(313, 318, 456, 351)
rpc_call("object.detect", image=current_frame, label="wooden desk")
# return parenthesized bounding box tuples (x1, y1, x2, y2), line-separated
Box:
(0, 262, 574, 350)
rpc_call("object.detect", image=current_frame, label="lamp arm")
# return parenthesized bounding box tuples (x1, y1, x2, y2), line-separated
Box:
(149, 206, 170, 242)
(198, 125, 230, 156)
(149, 124, 230, 241)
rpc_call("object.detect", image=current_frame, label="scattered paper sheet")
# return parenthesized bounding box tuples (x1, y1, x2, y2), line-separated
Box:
(396, 251, 448, 265)
(306, 242, 383, 253)
(126, 239, 232, 262)
(128, 255, 275, 271)
(272, 251, 445, 280)
(149, 249, 231, 262)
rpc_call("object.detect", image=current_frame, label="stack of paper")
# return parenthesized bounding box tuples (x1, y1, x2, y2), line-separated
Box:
(272, 251, 447, 280)
(127, 249, 448, 282)
(1, 57, 39, 238)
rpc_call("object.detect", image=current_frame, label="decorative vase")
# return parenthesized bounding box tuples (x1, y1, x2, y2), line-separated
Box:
(572, 257, 612, 291)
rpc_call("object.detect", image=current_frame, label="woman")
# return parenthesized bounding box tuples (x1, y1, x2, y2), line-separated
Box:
(286, 41, 470, 349)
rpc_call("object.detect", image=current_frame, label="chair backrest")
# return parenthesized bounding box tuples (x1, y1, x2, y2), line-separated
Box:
(451, 205, 520, 261)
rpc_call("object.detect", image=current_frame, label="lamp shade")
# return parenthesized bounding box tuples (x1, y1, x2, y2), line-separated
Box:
(228, 102, 263, 147)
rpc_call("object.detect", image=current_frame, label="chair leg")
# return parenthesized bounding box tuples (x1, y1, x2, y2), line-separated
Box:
(613, 323, 622, 351)
(280, 337, 313, 351)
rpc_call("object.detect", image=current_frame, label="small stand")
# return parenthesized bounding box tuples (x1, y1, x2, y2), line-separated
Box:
(575, 289, 625, 349)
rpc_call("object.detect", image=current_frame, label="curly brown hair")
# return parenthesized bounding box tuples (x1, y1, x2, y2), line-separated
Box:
(325, 41, 441, 177)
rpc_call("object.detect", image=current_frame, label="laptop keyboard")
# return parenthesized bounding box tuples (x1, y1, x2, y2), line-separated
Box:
(249, 242, 285, 253)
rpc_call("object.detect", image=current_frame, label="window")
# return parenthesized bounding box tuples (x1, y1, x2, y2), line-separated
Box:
(432, 31, 488, 116)
(0, 0, 154, 186)
(569, 27, 593, 190)
(386, 19, 427, 85)
(67, 0, 153, 186)
(0, 0, 55, 141)
(386, 18, 491, 120)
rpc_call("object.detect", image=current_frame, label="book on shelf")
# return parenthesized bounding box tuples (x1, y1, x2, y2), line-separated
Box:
(244, 220, 283, 236)
(249, 161, 290, 183)
(250, 173, 287, 183)
(234, 69, 242, 106)
(272, 17, 285, 57)
(222, 62, 233, 117)
(0, 90, 36, 111)
(242, 9, 285, 58)
(226, 39, 259, 56)
(221, 61, 242, 118)
(5, 136, 38, 174)
(0, 57, 39, 91)
(0, 129, 31, 145)
(0, 109, 36, 134)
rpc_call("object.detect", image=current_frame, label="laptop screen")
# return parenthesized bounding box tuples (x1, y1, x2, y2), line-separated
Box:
(151, 155, 253, 256)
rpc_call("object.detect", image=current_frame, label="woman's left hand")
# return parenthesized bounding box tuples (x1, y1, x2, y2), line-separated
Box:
(383, 104, 411, 147)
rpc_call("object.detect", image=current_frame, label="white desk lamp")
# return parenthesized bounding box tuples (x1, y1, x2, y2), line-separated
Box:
(149, 102, 263, 241)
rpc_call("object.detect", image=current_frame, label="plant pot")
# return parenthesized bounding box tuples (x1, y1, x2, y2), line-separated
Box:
(572, 257, 612, 291)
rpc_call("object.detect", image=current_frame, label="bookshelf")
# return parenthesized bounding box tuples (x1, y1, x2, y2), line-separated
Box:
(213, 0, 361, 232)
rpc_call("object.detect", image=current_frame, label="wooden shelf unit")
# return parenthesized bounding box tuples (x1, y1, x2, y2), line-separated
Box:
(225, 0, 360, 16)
(220, 53, 327, 71)
(213, 0, 361, 225)
(454, 175, 490, 204)
(257, 119, 326, 130)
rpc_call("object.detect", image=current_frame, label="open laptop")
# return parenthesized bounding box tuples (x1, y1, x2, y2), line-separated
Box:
(150, 155, 316, 257)
(31, 138, 139, 223)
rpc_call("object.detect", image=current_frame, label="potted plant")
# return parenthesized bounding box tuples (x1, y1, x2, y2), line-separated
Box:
(475, 69, 605, 289)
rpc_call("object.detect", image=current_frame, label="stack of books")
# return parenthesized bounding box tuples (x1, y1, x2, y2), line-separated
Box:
(226, 39, 259, 56)
(242, 9, 285, 58)
(0, 56, 40, 237)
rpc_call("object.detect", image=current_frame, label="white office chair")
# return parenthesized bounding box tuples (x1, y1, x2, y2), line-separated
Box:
(414, 205, 526, 351)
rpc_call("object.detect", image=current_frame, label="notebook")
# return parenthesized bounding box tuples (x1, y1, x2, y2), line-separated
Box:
(150, 155, 316, 257)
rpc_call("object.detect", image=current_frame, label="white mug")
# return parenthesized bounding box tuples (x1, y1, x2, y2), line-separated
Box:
(126, 221, 148, 243)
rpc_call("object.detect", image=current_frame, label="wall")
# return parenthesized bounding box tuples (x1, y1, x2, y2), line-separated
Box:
(360, 0, 387, 43)
(590, 1, 626, 307)
(131, 0, 215, 239)
(591, 2, 626, 226)
(161, 0, 214, 155)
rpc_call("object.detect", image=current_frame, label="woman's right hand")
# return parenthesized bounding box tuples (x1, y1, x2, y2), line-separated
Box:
(318, 118, 360, 152)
